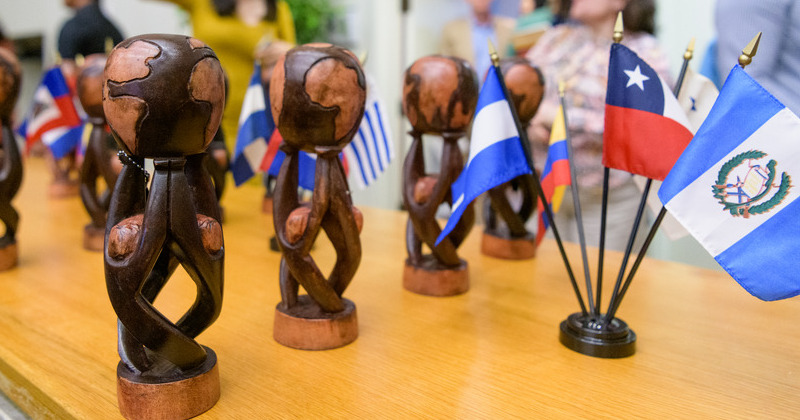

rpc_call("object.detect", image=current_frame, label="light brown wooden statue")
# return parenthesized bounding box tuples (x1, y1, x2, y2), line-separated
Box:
(482, 57, 544, 259)
(401, 55, 478, 296)
(270, 44, 365, 350)
(103, 34, 225, 420)
(0, 48, 23, 271)
(78, 54, 120, 251)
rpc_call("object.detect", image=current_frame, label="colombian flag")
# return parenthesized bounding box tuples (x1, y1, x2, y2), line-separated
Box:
(536, 105, 571, 246)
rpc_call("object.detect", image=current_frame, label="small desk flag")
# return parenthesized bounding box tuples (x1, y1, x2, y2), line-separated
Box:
(343, 75, 395, 189)
(435, 65, 532, 245)
(659, 65, 800, 301)
(603, 43, 693, 181)
(231, 65, 272, 186)
(17, 66, 83, 158)
(536, 104, 571, 246)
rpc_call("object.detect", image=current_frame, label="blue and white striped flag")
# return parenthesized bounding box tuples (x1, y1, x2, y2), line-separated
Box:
(435, 65, 532, 245)
(659, 65, 800, 301)
(231, 64, 272, 186)
(342, 75, 394, 189)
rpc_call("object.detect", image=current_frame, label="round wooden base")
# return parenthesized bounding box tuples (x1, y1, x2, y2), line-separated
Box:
(49, 180, 79, 199)
(83, 224, 105, 252)
(273, 295, 358, 350)
(559, 312, 636, 358)
(480, 231, 536, 260)
(0, 242, 17, 271)
(403, 258, 469, 297)
(116, 348, 220, 420)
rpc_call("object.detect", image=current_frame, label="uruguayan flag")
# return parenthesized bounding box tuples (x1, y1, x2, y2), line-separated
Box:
(659, 65, 800, 301)
(342, 75, 394, 189)
(435, 65, 532, 245)
(231, 64, 272, 186)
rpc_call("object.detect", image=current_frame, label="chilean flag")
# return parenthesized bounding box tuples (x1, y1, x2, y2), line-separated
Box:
(603, 43, 693, 181)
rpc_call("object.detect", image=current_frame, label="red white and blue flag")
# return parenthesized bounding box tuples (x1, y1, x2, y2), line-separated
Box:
(603, 43, 693, 181)
(17, 66, 83, 158)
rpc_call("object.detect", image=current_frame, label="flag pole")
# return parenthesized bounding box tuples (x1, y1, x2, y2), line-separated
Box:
(559, 80, 595, 314)
(604, 33, 761, 321)
(604, 37, 695, 321)
(489, 41, 588, 315)
(594, 12, 624, 315)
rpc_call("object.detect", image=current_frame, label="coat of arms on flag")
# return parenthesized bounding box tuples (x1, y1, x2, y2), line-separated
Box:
(660, 65, 800, 301)
(17, 66, 83, 158)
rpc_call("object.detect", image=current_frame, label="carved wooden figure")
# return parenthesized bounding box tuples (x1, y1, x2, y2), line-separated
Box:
(401, 55, 478, 296)
(0, 48, 23, 271)
(270, 44, 364, 350)
(102, 34, 225, 420)
(482, 57, 544, 259)
(78, 54, 121, 251)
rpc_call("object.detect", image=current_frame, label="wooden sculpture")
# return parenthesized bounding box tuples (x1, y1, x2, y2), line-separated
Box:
(103, 34, 225, 419)
(482, 57, 544, 259)
(78, 54, 120, 251)
(270, 44, 364, 350)
(401, 55, 478, 296)
(0, 48, 23, 271)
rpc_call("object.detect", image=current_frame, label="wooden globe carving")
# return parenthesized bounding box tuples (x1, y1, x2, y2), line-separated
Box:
(500, 57, 544, 124)
(0, 48, 21, 123)
(77, 54, 107, 120)
(103, 34, 225, 158)
(402, 55, 478, 134)
(269, 43, 366, 153)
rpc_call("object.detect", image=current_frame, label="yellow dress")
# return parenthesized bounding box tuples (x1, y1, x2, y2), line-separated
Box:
(163, 0, 296, 149)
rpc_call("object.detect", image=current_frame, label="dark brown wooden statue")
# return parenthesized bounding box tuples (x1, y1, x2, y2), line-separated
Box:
(78, 54, 121, 251)
(401, 55, 478, 296)
(270, 44, 364, 350)
(102, 34, 225, 419)
(0, 48, 23, 271)
(482, 57, 544, 259)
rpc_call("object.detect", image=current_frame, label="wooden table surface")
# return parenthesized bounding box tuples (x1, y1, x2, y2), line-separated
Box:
(1, 157, 799, 419)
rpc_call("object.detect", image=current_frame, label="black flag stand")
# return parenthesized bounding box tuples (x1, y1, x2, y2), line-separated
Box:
(558, 16, 696, 359)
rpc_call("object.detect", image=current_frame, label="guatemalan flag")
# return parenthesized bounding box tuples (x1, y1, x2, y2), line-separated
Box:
(659, 65, 800, 301)
(231, 65, 272, 186)
(17, 66, 83, 159)
(435, 65, 532, 245)
(342, 75, 394, 189)
(603, 43, 693, 181)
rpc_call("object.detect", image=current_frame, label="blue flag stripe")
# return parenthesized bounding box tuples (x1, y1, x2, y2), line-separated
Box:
(715, 197, 800, 300)
(541, 139, 568, 177)
(364, 112, 384, 172)
(373, 102, 392, 163)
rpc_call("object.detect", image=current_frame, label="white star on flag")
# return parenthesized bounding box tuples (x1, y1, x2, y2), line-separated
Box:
(624, 65, 649, 90)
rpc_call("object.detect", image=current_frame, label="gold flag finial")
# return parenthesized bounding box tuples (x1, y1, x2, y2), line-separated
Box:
(684, 37, 695, 61)
(613, 12, 624, 43)
(739, 32, 762, 68)
(558, 79, 566, 98)
(75, 53, 85, 68)
(358, 50, 368, 66)
(105, 37, 114, 55)
(488, 39, 500, 67)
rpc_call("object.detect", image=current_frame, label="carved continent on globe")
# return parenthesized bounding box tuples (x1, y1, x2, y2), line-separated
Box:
(402, 55, 478, 134)
(103, 34, 225, 158)
(269, 43, 366, 152)
(78, 54, 108, 120)
(500, 57, 544, 124)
